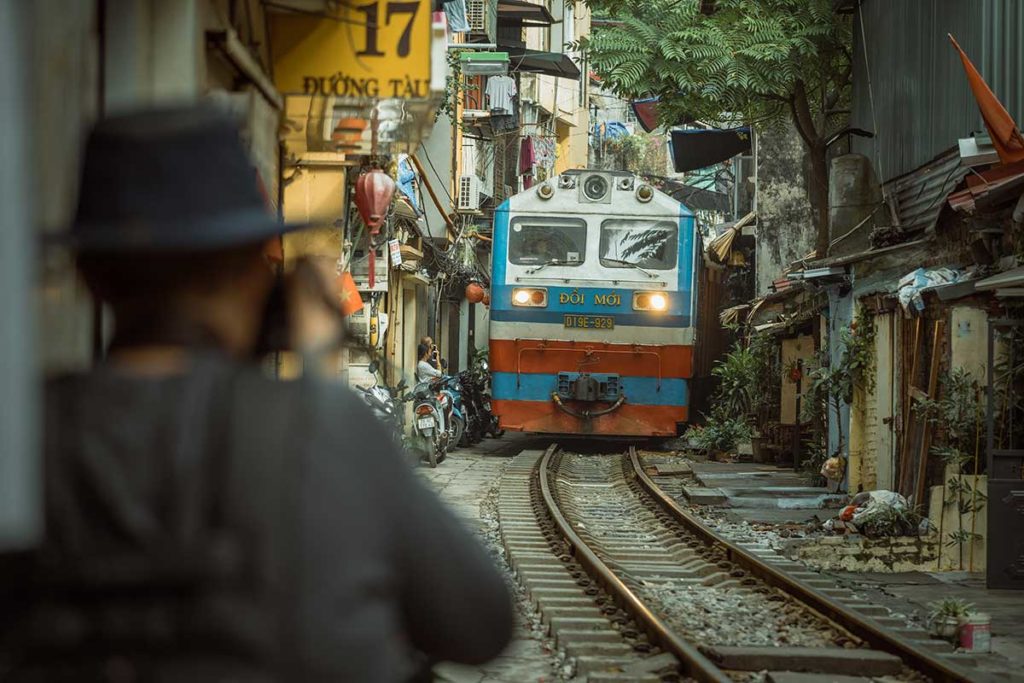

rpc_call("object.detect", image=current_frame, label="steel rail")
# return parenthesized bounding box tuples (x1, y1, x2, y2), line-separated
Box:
(537, 445, 732, 683)
(627, 447, 974, 683)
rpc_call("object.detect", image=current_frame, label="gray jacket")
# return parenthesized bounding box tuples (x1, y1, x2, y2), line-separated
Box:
(11, 356, 513, 682)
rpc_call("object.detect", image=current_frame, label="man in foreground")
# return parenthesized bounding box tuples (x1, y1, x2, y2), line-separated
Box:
(2, 105, 513, 682)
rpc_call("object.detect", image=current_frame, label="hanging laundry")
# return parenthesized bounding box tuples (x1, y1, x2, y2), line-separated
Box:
(396, 154, 420, 213)
(604, 121, 630, 139)
(519, 136, 536, 188)
(533, 137, 556, 168)
(485, 75, 517, 114)
(491, 114, 517, 133)
(443, 0, 470, 33)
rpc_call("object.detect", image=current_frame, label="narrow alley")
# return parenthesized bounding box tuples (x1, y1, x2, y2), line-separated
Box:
(1, 1, 1022, 682)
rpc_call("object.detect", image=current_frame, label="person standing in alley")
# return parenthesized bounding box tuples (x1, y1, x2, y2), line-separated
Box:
(0, 105, 513, 682)
(417, 342, 443, 383)
(420, 335, 440, 369)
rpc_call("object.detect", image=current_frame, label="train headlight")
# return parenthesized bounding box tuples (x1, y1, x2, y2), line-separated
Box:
(633, 291, 668, 311)
(583, 174, 609, 201)
(537, 182, 554, 200)
(513, 287, 548, 307)
(636, 184, 654, 202)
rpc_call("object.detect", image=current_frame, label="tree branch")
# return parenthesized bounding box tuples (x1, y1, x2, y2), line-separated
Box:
(790, 80, 822, 146)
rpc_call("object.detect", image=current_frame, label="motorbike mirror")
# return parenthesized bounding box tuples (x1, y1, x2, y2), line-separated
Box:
(368, 360, 380, 374)
(440, 358, 448, 370)
(397, 379, 408, 390)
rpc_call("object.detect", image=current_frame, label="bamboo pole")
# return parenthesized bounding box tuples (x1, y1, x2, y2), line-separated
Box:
(915, 320, 944, 508)
(969, 385, 983, 572)
(898, 318, 923, 495)
(409, 154, 459, 241)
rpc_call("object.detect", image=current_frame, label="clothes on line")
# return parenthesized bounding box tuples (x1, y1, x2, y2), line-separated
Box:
(443, 0, 470, 32)
(485, 76, 517, 115)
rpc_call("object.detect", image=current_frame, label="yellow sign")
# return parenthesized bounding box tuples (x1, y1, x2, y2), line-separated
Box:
(270, 0, 432, 99)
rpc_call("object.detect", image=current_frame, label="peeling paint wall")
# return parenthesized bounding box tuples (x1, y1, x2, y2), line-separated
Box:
(754, 122, 816, 296)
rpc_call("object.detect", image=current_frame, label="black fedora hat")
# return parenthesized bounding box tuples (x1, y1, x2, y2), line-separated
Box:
(54, 104, 305, 252)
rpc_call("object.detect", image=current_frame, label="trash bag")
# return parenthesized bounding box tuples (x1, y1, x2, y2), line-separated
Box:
(821, 456, 845, 481)
(850, 490, 916, 537)
(897, 267, 962, 314)
(825, 490, 919, 537)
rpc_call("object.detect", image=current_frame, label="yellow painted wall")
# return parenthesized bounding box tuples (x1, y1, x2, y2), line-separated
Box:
(281, 154, 346, 263)
(929, 469, 987, 572)
(849, 311, 898, 493)
(780, 335, 814, 424)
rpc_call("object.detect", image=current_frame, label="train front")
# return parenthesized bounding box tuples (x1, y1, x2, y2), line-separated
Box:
(489, 170, 698, 437)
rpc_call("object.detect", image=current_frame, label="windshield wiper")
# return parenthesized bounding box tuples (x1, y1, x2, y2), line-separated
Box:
(603, 258, 657, 278)
(526, 258, 571, 274)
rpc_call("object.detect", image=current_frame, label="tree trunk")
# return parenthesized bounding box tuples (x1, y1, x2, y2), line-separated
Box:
(789, 81, 831, 258)
(807, 139, 830, 258)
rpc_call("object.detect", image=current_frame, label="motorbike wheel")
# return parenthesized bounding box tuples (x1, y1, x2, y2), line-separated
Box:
(459, 420, 476, 448)
(450, 415, 466, 450)
(427, 448, 437, 468)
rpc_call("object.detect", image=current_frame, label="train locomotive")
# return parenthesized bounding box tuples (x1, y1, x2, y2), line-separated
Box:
(488, 169, 698, 437)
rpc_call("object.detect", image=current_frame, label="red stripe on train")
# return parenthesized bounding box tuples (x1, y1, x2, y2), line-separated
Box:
(489, 339, 693, 378)
(492, 399, 687, 437)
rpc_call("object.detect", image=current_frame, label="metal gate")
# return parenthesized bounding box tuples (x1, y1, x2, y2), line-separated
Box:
(987, 319, 1024, 589)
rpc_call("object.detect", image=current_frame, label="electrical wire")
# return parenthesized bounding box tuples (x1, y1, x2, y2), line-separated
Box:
(418, 144, 455, 205)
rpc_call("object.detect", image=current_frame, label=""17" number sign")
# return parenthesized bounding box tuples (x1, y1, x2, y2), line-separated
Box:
(355, 1, 420, 58)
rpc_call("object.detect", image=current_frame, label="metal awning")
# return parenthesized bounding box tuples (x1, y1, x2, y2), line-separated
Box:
(498, 0, 555, 26)
(504, 46, 580, 80)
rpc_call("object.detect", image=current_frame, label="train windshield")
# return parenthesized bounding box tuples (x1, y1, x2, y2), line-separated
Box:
(509, 218, 587, 266)
(599, 219, 678, 270)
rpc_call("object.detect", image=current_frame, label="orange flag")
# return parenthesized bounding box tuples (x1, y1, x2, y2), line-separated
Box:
(950, 33, 1024, 164)
(336, 271, 364, 316)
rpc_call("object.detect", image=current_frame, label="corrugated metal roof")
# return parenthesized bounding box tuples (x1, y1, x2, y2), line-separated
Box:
(851, 0, 1024, 182)
(884, 147, 968, 233)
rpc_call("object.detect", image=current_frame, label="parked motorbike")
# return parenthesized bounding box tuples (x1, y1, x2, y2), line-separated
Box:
(411, 379, 448, 468)
(434, 371, 467, 451)
(358, 360, 406, 442)
(468, 351, 503, 439)
(458, 368, 488, 445)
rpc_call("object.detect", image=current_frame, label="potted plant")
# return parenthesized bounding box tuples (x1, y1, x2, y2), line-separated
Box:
(690, 414, 753, 461)
(927, 598, 974, 641)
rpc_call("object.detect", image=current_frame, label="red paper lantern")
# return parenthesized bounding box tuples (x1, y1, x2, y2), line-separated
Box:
(354, 168, 396, 234)
(465, 282, 485, 303)
(482, 292, 491, 306)
(354, 168, 395, 289)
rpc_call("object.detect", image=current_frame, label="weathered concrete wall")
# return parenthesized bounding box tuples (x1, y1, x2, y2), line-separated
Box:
(782, 534, 939, 573)
(829, 154, 883, 256)
(950, 306, 989, 384)
(754, 122, 816, 296)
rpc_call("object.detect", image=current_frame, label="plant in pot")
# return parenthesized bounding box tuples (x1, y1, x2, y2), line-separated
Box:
(927, 598, 974, 641)
(689, 413, 753, 461)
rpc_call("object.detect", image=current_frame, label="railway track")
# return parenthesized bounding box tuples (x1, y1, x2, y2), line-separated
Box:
(497, 445, 977, 682)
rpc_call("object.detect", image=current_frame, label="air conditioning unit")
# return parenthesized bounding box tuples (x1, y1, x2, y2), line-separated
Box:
(465, 0, 497, 40)
(458, 175, 482, 211)
(466, 0, 486, 32)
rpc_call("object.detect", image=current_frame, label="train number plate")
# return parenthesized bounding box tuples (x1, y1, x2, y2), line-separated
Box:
(563, 315, 614, 330)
